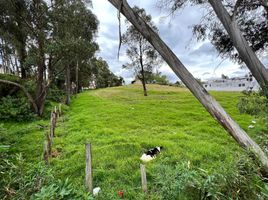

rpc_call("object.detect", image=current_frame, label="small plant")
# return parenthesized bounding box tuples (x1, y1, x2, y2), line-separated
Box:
(33, 178, 93, 200)
(237, 91, 268, 116)
(0, 154, 91, 200)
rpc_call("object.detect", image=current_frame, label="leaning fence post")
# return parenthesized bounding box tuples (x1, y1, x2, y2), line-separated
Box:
(140, 164, 147, 193)
(85, 143, 93, 193)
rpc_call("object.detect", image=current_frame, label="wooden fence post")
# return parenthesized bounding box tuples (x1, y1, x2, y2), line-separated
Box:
(43, 140, 49, 165)
(140, 164, 147, 193)
(59, 103, 62, 116)
(47, 132, 52, 156)
(54, 106, 58, 121)
(50, 110, 57, 137)
(50, 110, 54, 138)
(85, 143, 93, 193)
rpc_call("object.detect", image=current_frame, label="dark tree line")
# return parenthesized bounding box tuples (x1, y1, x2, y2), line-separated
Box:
(0, 0, 123, 115)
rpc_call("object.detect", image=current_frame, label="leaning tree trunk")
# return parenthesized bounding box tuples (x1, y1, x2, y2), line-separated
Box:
(208, 0, 268, 90)
(108, 0, 268, 174)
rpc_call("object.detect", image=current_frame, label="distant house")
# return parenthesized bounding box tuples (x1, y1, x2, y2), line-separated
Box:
(88, 80, 96, 89)
(131, 78, 142, 84)
(202, 74, 259, 91)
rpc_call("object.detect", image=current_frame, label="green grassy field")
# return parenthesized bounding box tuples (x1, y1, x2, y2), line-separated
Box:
(2, 84, 267, 199)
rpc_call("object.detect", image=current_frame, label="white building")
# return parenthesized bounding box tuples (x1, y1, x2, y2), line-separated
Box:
(202, 74, 259, 91)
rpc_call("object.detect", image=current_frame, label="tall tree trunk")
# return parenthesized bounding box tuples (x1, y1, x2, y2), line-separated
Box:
(139, 39, 147, 96)
(34, 0, 48, 116)
(35, 38, 46, 116)
(76, 61, 79, 95)
(19, 45, 27, 78)
(208, 0, 268, 90)
(108, 0, 268, 175)
(65, 65, 71, 105)
(17, 18, 27, 79)
(1, 39, 8, 74)
(140, 61, 147, 96)
(15, 54, 19, 76)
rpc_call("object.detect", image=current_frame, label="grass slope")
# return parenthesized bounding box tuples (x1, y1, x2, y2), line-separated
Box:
(3, 84, 266, 199)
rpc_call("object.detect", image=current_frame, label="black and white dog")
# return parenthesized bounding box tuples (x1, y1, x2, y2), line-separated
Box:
(140, 146, 163, 162)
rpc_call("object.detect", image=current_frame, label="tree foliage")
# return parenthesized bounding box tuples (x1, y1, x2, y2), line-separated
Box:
(0, 0, 119, 116)
(192, 0, 268, 63)
(122, 6, 162, 96)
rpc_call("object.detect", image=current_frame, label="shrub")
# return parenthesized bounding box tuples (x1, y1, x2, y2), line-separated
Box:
(0, 96, 35, 121)
(47, 85, 65, 103)
(33, 178, 93, 200)
(152, 156, 267, 200)
(237, 92, 268, 116)
(0, 154, 52, 199)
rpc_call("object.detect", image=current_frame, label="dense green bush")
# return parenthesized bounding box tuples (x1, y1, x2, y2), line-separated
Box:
(47, 85, 65, 102)
(0, 96, 35, 121)
(152, 156, 268, 200)
(237, 91, 268, 116)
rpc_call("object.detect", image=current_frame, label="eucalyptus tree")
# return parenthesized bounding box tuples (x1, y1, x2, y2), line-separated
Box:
(0, 0, 99, 113)
(49, 0, 98, 105)
(122, 6, 162, 96)
(90, 57, 123, 88)
(0, 0, 50, 115)
(0, 0, 30, 78)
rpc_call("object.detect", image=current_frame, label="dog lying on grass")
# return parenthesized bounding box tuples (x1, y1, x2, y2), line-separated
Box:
(140, 146, 163, 162)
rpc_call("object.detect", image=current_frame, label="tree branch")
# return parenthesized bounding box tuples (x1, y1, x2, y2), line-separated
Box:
(259, 0, 268, 8)
(231, 0, 243, 21)
(0, 79, 38, 114)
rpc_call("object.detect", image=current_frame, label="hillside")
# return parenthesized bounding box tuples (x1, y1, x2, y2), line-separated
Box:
(2, 84, 267, 199)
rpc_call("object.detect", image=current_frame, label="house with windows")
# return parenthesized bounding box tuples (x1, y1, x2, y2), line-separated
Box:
(202, 73, 259, 91)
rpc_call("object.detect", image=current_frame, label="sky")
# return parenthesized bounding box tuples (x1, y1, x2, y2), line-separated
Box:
(91, 0, 245, 84)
